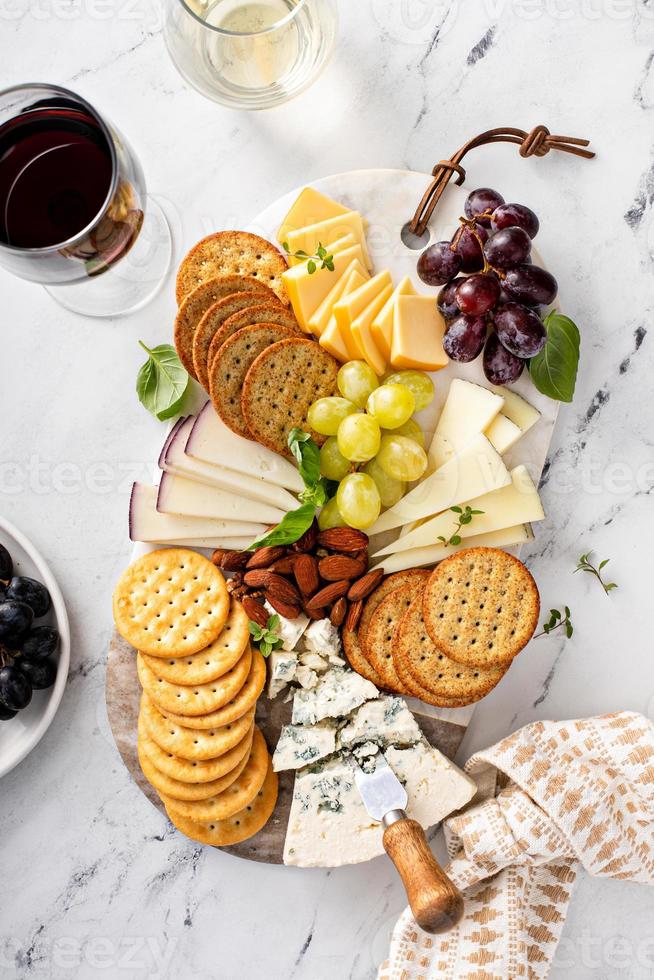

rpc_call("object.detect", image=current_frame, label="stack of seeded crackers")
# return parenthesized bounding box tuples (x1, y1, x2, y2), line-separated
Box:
(173, 231, 339, 455)
(113, 548, 277, 846)
(344, 548, 540, 706)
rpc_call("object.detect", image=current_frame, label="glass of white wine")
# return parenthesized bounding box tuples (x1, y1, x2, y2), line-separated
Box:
(163, 0, 338, 110)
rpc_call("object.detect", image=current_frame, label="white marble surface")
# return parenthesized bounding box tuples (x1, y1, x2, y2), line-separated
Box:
(2, 1, 654, 977)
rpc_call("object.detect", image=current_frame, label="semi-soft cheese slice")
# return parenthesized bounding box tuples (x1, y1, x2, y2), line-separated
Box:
(371, 276, 415, 361)
(391, 295, 448, 370)
(490, 385, 541, 433)
(320, 267, 370, 361)
(186, 402, 304, 492)
(277, 187, 350, 246)
(157, 472, 288, 525)
(373, 524, 534, 575)
(430, 379, 505, 470)
(162, 416, 298, 511)
(334, 270, 393, 356)
(129, 483, 266, 544)
(372, 465, 544, 556)
(283, 742, 476, 867)
(308, 257, 368, 338)
(350, 283, 393, 376)
(485, 414, 523, 454)
(282, 244, 366, 331)
(368, 433, 510, 535)
(328, 233, 357, 255)
(284, 211, 372, 271)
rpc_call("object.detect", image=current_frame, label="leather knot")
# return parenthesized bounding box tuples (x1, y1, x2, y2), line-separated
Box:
(520, 125, 551, 158)
(432, 160, 466, 185)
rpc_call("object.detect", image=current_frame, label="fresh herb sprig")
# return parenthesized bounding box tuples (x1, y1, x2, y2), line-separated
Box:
(574, 552, 617, 595)
(136, 341, 190, 421)
(282, 241, 335, 274)
(534, 606, 574, 640)
(248, 429, 330, 549)
(248, 615, 283, 657)
(437, 506, 485, 547)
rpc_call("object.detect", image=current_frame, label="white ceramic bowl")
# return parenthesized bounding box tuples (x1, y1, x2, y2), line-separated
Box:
(0, 517, 70, 778)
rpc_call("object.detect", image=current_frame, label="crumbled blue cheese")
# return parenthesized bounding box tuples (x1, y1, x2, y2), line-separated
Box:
(291, 667, 378, 725)
(295, 666, 318, 690)
(298, 651, 330, 673)
(351, 741, 379, 774)
(283, 743, 477, 867)
(264, 601, 309, 652)
(273, 721, 338, 772)
(267, 650, 298, 699)
(303, 618, 342, 659)
(338, 696, 423, 751)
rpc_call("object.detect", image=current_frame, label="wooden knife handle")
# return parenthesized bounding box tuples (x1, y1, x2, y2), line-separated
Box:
(383, 818, 463, 934)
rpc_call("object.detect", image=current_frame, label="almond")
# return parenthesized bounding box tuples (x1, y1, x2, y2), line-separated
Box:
(294, 554, 319, 596)
(317, 528, 369, 554)
(242, 596, 269, 628)
(303, 604, 328, 621)
(291, 519, 319, 554)
(213, 549, 250, 571)
(305, 580, 349, 611)
(266, 594, 301, 619)
(330, 597, 347, 627)
(243, 569, 273, 588)
(318, 555, 367, 581)
(345, 599, 363, 631)
(246, 546, 287, 570)
(269, 556, 296, 575)
(347, 568, 385, 602)
(264, 574, 301, 606)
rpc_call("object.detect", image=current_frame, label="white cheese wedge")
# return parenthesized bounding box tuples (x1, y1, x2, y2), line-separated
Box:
(292, 667, 378, 726)
(485, 414, 523, 454)
(338, 696, 423, 750)
(185, 402, 304, 493)
(372, 524, 534, 575)
(490, 385, 541, 433)
(129, 483, 266, 544)
(373, 465, 544, 557)
(155, 537, 259, 550)
(264, 602, 309, 652)
(429, 379, 505, 470)
(302, 619, 342, 659)
(267, 650, 298, 699)
(157, 472, 287, 525)
(369, 434, 510, 536)
(273, 721, 338, 772)
(283, 743, 476, 867)
(161, 416, 298, 512)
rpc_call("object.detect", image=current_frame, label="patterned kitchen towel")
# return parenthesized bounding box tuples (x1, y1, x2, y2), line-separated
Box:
(379, 712, 654, 980)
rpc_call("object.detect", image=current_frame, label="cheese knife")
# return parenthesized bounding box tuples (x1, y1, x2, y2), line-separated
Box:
(351, 753, 463, 934)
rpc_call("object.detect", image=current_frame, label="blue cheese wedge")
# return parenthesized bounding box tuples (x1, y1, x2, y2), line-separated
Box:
(338, 695, 423, 751)
(291, 667, 378, 726)
(295, 666, 319, 690)
(303, 618, 342, 659)
(351, 741, 379, 773)
(264, 601, 309, 652)
(267, 650, 298, 699)
(273, 721, 338, 772)
(298, 651, 330, 673)
(283, 743, 476, 867)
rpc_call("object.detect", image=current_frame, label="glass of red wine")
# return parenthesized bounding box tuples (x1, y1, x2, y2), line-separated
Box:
(0, 84, 172, 317)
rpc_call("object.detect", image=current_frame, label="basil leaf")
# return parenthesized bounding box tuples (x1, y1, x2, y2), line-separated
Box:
(136, 342, 190, 420)
(529, 313, 580, 403)
(300, 478, 329, 509)
(288, 428, 321, 487)
(247, 502, 316, 550)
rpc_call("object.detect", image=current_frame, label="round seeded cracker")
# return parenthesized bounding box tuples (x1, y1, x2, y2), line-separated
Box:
(139, 599, 250, 685)
(241, 338, 339, 455)
(422, 547, 540, 669)
(165, 759, 278, 847)
(207, 303, 301, 377)
(174, 275, 271, 379)
(365, 581, 429, 694)
(209, 324, 300, 439)
(175, 231, 289, 306)
(112, 549, 229, 657)
(342, 628, 384, 688)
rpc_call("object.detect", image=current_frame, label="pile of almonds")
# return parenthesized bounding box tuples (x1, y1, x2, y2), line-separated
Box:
(211, 522, 384, 632)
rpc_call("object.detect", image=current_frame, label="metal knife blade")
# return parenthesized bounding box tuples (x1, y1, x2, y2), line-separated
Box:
(352, 752, 408, 822)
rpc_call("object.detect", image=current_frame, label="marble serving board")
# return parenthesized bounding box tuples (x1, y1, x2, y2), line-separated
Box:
(106, 170, 559, 866)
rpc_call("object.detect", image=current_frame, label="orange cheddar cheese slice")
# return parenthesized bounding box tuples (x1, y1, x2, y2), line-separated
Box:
(391, 295, 449, 371)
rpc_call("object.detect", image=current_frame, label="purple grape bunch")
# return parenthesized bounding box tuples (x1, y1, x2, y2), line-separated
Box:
(417, 187, 557, 385)
(0, 543, 59, 721)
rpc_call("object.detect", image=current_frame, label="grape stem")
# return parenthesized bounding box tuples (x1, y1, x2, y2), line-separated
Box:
(0, 644, 15, 669)
(453, 214, 506, 279)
